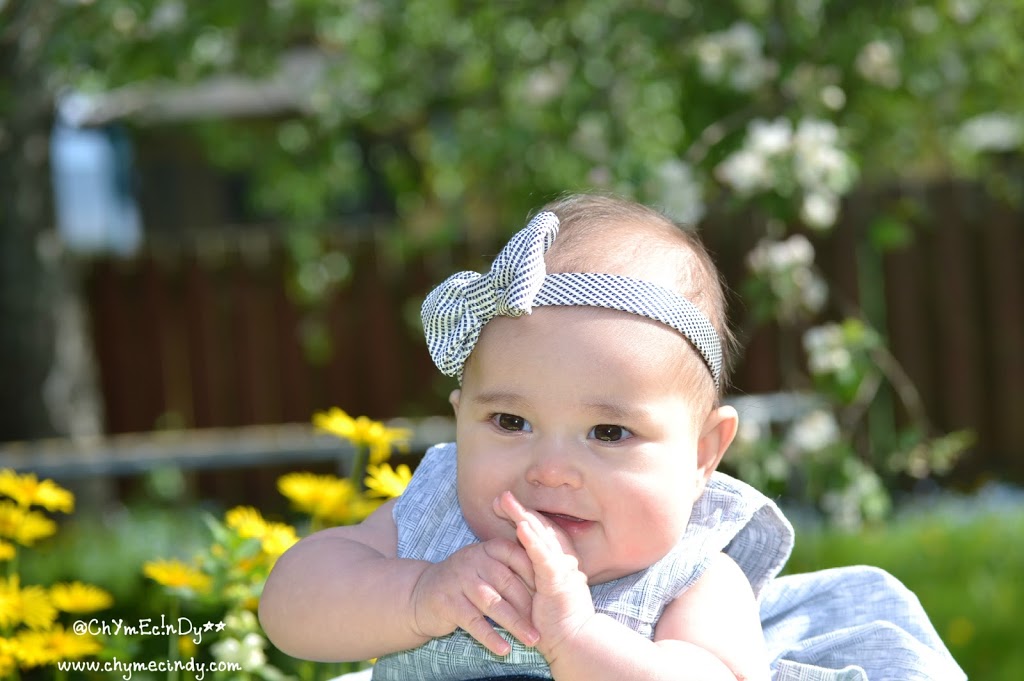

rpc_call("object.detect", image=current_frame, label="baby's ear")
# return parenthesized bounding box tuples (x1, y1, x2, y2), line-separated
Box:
(694, 405, 739, 497)
(448, 389, 462, 415)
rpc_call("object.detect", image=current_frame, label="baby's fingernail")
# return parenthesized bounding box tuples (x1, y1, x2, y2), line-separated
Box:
(524, 629, 540, 646)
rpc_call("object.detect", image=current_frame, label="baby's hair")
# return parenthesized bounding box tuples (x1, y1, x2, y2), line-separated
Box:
(538, 193, 737, 399)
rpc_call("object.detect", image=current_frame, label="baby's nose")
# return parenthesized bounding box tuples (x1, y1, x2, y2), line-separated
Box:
(525, 444, 584, 489)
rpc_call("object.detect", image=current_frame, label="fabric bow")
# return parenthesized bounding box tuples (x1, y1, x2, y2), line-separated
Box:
(421, 211, 560, 378)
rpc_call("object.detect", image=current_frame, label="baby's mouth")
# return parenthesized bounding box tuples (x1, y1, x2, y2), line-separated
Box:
(540, 511, 592, 535)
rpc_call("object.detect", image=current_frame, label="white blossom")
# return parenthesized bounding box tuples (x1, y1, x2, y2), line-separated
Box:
(224, 609, 260, 633)
(800, 191, 839, 230)
(522, 61, 570, 106)
(694, 22, 776, 92)
(803, 323, 852, 375)
(800, 272, 829, 313)
(652, 159, 706, 225)
(956, 113, 1024, 153)
(748, 118, 793, 156)
(149, 1, 185, 33)
(718, 117, 855, 224)
(212, 633, 267, 670)
(747, 235, 828, 319)
(747, 234, 815, 273)
(793, 119, 855, 192)
(820, 85, 846, 110)
(855, 40, 901, 89)
(790, 119, 856, 229)
(950, 0, 982, 24)
(715, 148, 772, 195)
(787, 409, 840, 454)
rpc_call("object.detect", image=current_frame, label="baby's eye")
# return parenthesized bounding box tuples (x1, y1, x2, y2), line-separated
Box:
(589, 424, 633, 442)
(493, 413, 531, 432)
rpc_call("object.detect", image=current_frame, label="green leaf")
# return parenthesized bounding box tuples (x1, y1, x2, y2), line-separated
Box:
(869, 216, 913, 252)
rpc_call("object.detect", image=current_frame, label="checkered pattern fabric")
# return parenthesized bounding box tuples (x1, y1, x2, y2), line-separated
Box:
(421, 211, 723, 389)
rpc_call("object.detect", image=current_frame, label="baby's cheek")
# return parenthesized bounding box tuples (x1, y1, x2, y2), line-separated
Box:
(462, 498, 516, 545)
(625, 501, 691, 558)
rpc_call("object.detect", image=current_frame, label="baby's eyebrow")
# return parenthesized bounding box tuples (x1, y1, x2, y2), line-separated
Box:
(470, 389, 530, 410)
(581, 401, 652, 424)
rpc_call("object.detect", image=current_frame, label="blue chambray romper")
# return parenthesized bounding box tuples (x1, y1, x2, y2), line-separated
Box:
(369, 444, 966, 681)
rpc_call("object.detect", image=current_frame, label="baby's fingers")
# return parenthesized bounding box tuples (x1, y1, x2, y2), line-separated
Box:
(515, 513, 581, 587)
(483, 536, 536, 592)
(466, 580, 540, 650)
(459, 605, 517, 656)
(497, 491, 575, 557)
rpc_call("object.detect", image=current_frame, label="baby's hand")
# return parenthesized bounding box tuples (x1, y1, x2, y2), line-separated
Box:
(494, 491, 596, 663)
(409, 537, 540, 656)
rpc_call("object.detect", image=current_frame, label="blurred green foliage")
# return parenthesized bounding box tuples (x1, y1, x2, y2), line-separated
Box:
(32, 0, 1024, 232)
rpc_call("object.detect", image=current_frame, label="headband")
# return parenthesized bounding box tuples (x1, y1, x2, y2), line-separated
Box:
(421, 211, 723, 389)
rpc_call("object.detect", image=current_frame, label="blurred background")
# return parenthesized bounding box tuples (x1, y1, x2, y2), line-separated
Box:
(1, 1, 1022, 679)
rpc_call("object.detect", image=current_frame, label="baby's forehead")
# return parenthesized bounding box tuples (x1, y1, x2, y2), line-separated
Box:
(545, 221, 698, 294)
(472, 308, 708, 380)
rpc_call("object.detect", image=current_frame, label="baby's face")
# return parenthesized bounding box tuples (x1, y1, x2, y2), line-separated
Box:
(452, 306, 716, 585)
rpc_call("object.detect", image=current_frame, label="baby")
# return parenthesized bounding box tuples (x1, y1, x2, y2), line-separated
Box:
(262, 195, 968, 681)
(261, 193, 789, 680)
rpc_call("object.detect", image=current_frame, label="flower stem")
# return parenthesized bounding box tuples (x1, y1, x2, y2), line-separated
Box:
(168, 597, 180, 681)
(350, 445, 369, 492)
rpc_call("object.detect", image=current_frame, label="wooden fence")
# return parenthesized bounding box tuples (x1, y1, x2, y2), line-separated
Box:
(82, 182, 1024, 486)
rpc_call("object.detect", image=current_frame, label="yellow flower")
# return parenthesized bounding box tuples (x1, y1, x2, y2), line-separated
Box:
(0, 540, 15, 561)
(0, 501, 57, 546)
(0, 470, 74, 513)
(225, 506, 269, 539)
(313, 408, 411, 464)
(364, 463, 413, 499)
(0, 579, 17, 629)
(14, 625, 102, 667)
(0, 637, 16, 678)
(0, 576, 57, 630)
(49, 582, 113, 614)
(143, 559, 211, 594)
(10, 630, 52, 668)
(277, 472, 358, 523)
(260, 522, 299, 557)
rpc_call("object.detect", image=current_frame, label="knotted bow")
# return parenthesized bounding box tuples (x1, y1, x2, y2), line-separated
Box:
(421, 211, 560, 378)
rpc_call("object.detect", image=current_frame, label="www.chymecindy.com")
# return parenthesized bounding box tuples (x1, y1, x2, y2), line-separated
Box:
(57, 657, 241, 680)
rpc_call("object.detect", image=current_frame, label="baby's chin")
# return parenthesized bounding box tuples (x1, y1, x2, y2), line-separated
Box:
(583, 540, 683, 585)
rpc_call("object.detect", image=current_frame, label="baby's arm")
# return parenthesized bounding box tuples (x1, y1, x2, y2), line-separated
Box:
(497, 492, 769, 681)
(258, 498, 538, 662)
(653, 551, 769, 680)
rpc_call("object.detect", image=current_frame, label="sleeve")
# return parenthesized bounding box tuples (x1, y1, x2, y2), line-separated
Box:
(760, 566, 967, 681)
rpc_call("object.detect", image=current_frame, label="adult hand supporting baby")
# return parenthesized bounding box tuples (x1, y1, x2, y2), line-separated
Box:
(494, 491, 597, 665)
(409, 536, 540, 656)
